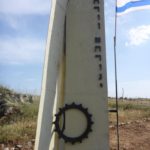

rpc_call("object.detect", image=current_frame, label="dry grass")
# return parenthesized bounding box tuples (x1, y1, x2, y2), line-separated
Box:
(0, 98, 149, 146)
(0, 120, 36, 142)
(108, 99, 150, 124)
(0, 101, 39, 143)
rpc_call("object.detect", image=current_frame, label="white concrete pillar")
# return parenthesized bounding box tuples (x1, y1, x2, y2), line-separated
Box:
(35, 0, 109, 150)
(35, 0, 68, 149)
(63, 0, 109, 149)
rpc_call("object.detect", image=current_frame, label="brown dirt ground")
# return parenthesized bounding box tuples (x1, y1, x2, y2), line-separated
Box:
(0, 119, 149, 150)
(109, 118, 150, 150)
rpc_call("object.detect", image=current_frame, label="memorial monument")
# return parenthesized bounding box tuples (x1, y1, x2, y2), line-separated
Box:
(35, 0, 109, 149)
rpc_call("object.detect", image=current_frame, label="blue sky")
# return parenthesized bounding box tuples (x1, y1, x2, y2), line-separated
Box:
(0, 0, 150, 98)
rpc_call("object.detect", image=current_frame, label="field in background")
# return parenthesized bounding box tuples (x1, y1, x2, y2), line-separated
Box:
(109, 98, 150, 124)
(0, 86, 150, 149)
(0, 101, 39, 142)
(0, 86, 39, 149)
(108, 98, 150, 150)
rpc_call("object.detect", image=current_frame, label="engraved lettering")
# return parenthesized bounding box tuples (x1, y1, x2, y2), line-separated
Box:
(97, 14, 100, 20)
(99, 64, 102, 70)
(95, 45, 101, 52)
(95, 37, 101, 43)
(94, 6, 100, 12)
(100, 83, 103, 88)
(93, 1, 103, 88)
(97, 22, 101, 29)
(93, 0, 100, 4)
(99, 74, 102, 80)
(95, 54, 101, 61)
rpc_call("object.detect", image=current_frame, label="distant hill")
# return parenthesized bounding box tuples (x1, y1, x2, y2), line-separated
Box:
(0, 86, 39, 118)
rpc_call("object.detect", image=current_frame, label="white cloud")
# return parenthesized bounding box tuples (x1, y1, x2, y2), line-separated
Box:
(0, 0, 51, 15)
(0, 37, 45, 65)
(126, 25, 150, 46)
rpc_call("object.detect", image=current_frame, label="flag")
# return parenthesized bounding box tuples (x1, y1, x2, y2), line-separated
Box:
(117, 0, 150, 16)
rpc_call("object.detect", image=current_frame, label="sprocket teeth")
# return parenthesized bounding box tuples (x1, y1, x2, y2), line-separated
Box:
(85, 108, 88, 112)
(65, 104, 69, 108)
(71, 102, 75, 106)
(89, 129, 92, 132)
(85, 135, 88, 138)
(91, 121, 94, 124)
(79, 140, 82, 143)
(71, 141, 75, 145)
(64, 139, 69, 143)
(53, 102, 93, 144)
(59, 108, 62, 111)
(79, 104, 82, 107)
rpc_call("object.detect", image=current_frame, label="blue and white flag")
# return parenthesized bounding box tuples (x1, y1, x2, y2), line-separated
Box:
(117, 0, 150, 16)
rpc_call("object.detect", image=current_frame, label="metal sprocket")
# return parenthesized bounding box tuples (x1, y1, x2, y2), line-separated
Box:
(53, 102, 94, 144)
